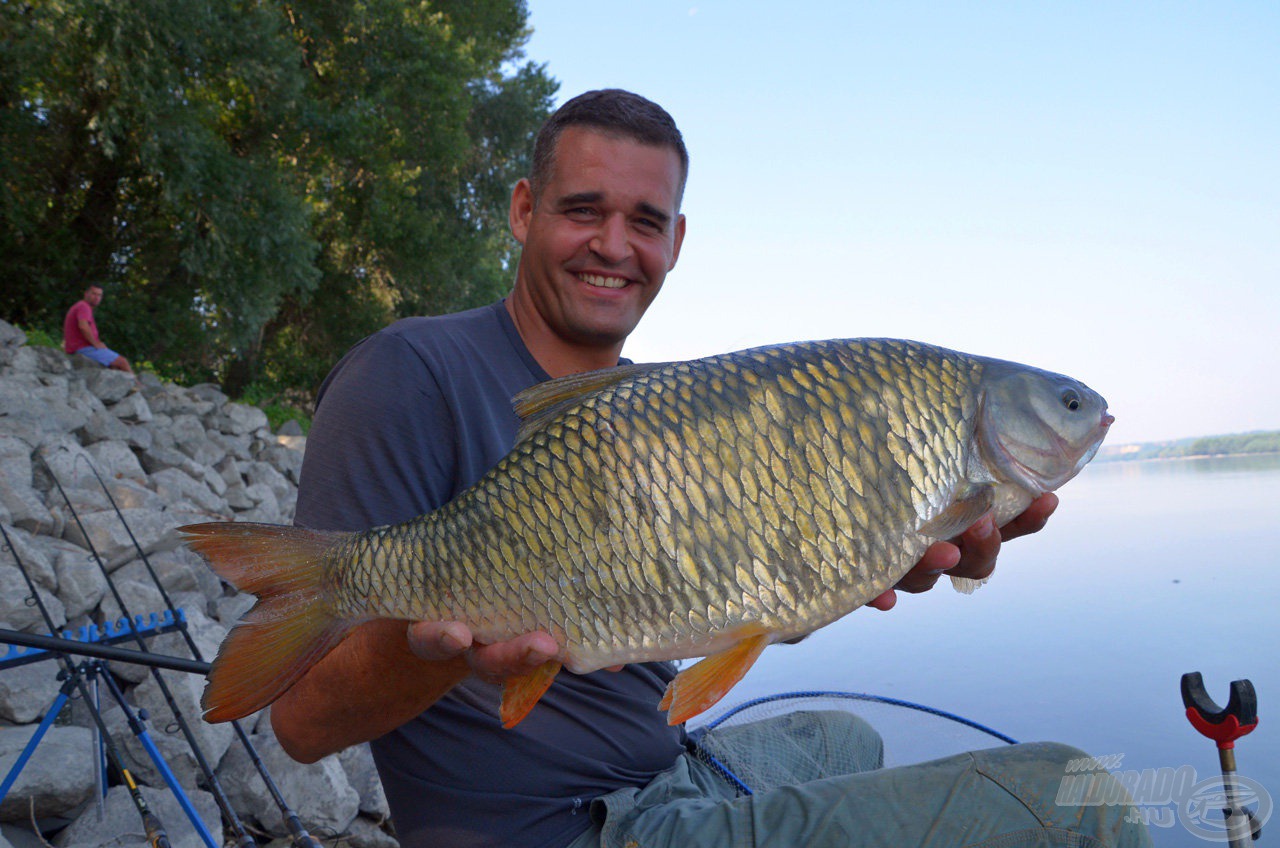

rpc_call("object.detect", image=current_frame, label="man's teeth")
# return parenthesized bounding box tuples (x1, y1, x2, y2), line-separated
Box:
(579, 274, 627, 289)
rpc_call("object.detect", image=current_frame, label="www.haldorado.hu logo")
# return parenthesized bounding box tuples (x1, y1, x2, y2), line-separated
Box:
(1056, 755, 1270, 841)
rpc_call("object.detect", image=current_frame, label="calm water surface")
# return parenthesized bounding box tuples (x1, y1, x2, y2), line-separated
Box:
(705, 454, 1279, 846)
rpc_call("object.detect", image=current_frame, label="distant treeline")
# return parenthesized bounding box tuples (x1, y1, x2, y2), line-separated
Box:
(1099, 431, 1280, 462)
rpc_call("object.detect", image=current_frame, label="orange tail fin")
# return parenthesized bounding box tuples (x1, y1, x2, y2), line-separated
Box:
(181, 522, 359, 723)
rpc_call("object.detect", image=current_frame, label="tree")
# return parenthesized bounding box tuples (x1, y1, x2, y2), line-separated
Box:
(1, 0, 555, 396)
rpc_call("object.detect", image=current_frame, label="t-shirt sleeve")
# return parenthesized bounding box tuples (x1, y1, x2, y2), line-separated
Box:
(294, 332, 458, 532)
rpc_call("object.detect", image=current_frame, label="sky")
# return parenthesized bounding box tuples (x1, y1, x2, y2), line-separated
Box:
(521, 2, 1278, 444)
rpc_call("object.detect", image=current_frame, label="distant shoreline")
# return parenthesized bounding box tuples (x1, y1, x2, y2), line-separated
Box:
(1096, 431, 1280, 464)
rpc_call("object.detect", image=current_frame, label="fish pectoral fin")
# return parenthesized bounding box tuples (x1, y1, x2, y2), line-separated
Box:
(660, 628, 772, 726)
(499, 660, 562, 729)
(917, 483, 995, 540)
(949, 575, 991, 595)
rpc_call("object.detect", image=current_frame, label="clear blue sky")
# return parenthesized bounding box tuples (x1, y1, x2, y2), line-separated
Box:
(521, 2, 1278, 443)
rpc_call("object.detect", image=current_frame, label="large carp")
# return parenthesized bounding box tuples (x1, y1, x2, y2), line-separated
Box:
(183, 338, 1112, 727)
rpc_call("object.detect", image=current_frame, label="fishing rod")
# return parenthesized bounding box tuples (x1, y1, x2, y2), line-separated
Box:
(0, 524, 171, 848)
(90, 658, 220, 848)
(70, 454, 325, 848)
(38, 455, 255, 848)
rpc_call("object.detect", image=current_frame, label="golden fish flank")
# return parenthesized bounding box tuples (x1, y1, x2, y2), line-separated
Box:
(182, 338, 1112, 728)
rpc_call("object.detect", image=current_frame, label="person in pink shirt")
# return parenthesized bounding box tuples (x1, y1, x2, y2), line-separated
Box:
(63, 284, 134, 374)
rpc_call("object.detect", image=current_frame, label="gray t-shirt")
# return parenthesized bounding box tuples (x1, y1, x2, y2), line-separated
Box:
(295, 300, 686, 848)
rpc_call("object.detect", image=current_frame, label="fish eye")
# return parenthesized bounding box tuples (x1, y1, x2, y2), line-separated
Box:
(1061, 389, 1081, 411)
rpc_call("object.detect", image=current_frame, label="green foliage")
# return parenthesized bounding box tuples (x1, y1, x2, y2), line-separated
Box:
(2, 0, 555, 399)
(19, 325, 60, 349)
(238, 382, 312, 435)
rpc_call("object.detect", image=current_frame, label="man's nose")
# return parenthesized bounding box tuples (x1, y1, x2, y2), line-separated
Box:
(590, 214, 631, 263)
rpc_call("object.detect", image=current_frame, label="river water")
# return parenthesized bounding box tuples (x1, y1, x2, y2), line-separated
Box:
(696, 453, 1279, 846)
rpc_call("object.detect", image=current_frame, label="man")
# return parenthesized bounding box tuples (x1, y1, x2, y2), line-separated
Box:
(276, 90, 1148, 847)
(62, 284, 134, 374)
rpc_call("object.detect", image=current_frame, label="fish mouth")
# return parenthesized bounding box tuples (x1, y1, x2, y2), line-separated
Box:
(991, 412, 1113, 492)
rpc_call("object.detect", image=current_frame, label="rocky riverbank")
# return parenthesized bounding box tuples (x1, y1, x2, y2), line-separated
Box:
(0, 319, 396, 848)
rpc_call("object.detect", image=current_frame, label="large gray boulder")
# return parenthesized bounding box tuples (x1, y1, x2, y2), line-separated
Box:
(217, 721, 360, 837)
(53, 783, 219, 848)
(0, 725, 96, 820)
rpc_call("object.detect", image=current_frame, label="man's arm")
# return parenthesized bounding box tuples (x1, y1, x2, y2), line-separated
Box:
(77, 317, 104, 348)
(271, 621, 557, 762)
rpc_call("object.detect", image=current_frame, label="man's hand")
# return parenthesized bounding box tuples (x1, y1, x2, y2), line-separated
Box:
(867, 493, 1059, 611)
(407, 622, 561, 683)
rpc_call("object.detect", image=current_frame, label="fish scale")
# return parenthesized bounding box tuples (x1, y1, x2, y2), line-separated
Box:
(183, 337, 1112, 726)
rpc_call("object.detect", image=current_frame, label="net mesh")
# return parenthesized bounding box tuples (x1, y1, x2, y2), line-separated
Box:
(687, 691, 1015, 795)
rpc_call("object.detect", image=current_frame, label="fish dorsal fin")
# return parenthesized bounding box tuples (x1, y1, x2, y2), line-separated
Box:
(917, 483, 995, 540)
(513, 362, 669, 445)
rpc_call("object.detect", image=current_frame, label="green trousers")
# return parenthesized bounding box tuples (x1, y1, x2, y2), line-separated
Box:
(567, 712, 1152, 848)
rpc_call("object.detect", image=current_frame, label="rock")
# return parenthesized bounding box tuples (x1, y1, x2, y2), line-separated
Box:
(0, 724, 95, 820)
(84, 440, 147, 483)
(0, 318, 26, 349)
(0, 440, 53, 534)
(214, 402, 268, 436)
(53, 783, 219, 848)
(48, 540, 108, 619)
(107, 391, 153, 423)
(117, 659, 234, 790)
(187, 384, 228, 408)
(342, 815, 401, 848)
(232, 484, 280, 523)
(148, 469, 230, 517)
(212, 593, 254, 627)
(170, 414, 227, 468)
(339, 744, 391, 819)
(78, 407, 131, 444)
(0, 662, 64, 724)
(243, 461, 292, 506)
(276, 418, 304, 437)
(216, 722, 360, 837)
(0, 561, 65, 632)
(58, 507, 204, 569)
(1, 526, 59, 590)
(82, 369, 135, 404)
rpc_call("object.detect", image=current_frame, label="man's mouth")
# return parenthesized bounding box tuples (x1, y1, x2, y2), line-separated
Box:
(578, 273, 629, 290)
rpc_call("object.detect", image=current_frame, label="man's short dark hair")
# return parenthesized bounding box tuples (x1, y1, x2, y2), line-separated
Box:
(529, 89, 689, 206)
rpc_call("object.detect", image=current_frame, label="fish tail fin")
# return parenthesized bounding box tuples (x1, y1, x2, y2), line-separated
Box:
(181, 522, 358, 722)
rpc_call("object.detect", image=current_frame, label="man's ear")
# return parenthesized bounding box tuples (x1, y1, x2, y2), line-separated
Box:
(668, 213, 687, 270)
(509, 179, 535, 245)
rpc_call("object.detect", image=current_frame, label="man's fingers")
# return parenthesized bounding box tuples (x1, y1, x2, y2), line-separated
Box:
(999, 492, 1058, 541)
(406, 621, 473, 661)
(950, 513, 1000, 582)
(470, 631, 560, 683)
(892, 541, 960, 595)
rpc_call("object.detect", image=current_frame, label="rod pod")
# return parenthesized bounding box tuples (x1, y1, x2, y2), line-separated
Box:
(1, 524, 172, 848)
(70, 452, 325, 848)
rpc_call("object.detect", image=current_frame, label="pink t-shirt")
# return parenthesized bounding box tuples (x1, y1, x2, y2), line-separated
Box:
(63, 300, 97, 353)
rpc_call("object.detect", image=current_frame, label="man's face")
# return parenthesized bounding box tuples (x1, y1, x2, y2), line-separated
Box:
(509, 127, 686, 350)
(85, 287, 103, 307)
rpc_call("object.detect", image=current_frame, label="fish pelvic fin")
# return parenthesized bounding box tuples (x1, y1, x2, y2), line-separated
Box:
(660, 627, 772, 725)
(180, 522, 356, 723)
(500, 660, 563, 728)
(918, 483, 994, 540)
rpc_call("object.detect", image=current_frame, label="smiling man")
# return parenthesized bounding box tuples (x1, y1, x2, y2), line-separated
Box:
(274, 90, 1148, 848)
